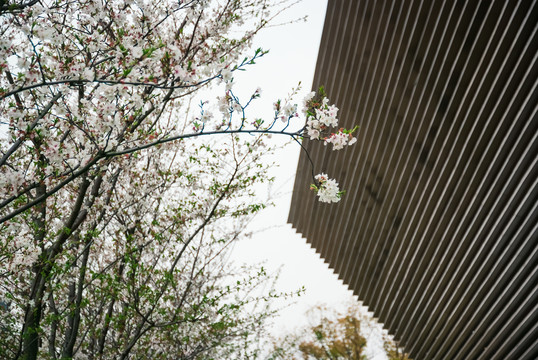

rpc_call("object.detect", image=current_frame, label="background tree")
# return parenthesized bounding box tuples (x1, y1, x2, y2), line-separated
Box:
(0, 0, 357, 359)
(268, 304, 367, 360)
(383, 339, 410, 360)
(267, 303, 410, 360)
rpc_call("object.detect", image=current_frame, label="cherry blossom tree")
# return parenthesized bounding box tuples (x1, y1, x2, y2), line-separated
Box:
(0, 0, 357, 359)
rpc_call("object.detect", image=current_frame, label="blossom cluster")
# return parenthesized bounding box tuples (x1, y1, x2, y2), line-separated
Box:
(325, 129, 358, 150)
(311, 174, 343, 203)
(301, 89, 358, 202)
(303, 92, 358, 150)
(305, 97, 337, 139)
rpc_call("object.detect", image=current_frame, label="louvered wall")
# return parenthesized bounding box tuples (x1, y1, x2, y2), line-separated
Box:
(288, 1, 538, 359)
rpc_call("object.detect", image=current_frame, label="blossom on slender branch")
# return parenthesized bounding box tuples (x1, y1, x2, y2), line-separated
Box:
(324, 129, 357, 150)
(221, 68, 233, 83)
(195, 85, 357, 203)
(311, 173, 344, 203)
(200, 109, 213, 123)
(302, 87, 358, 152)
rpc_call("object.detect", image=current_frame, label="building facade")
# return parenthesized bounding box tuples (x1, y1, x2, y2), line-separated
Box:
(288, 1, 538, 359)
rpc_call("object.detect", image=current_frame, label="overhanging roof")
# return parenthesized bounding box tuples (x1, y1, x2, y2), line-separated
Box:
(288, 1, 538, 359)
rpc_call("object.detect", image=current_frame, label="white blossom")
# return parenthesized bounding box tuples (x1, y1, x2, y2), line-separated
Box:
(201, 110, 213, 123)
(232, 102, 242, 113)
(314, 174, 342, 203)
(132, 46, 144, 59)
(324, 131, 357, 150)
(221, 68, 233, 82)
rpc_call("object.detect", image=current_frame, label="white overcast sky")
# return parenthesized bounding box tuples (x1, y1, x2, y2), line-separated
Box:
(227, 1, 389, 358)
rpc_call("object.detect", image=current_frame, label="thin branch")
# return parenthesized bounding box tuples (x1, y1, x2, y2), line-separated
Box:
(119, 165, 239, 359)
(0, 92, 62, 167)
(0, 76, 213, 100)
(0, 0, 38, 14)
(0, 153, 100, 223)
(0, 125, 317, 225)
(291, 135, 317, 183)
